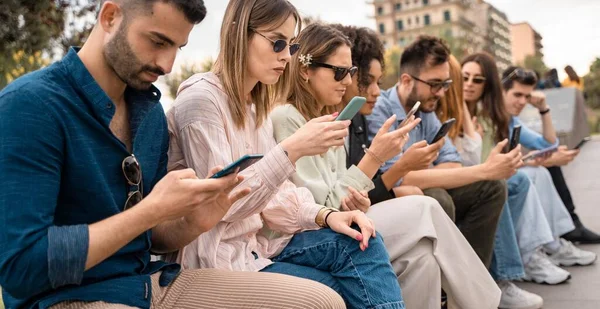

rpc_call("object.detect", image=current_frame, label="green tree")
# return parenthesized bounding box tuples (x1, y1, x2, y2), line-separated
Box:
(0, 0, 96, 89)
(164, 58, 214, 99)
(584, 57, 600, 109)
(521, 55, 548, 74)
(380, 46, 403, 89)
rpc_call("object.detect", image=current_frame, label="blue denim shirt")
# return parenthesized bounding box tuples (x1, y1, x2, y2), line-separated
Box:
(510, 116, 558, 150)
(366, 85, 462, 176)
(0, 48, 179, 309)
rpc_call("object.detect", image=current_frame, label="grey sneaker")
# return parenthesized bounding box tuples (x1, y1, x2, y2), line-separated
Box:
(498, 281, 543, 309)
(522, 249, 571, 284)
(547, 238, 597, 266)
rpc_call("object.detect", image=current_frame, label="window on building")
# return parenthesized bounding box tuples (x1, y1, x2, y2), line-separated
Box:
(377, 6, 383, 15)
(405, 0, 409, 6)
(395, 3, 401, 11)
(423, 0, 429, 5)
(396, 20, 404, 30)
(379, 23, 385, 34)
(414, 0, 418, 3)
(424, 14, 430, 25)
(416, 16, 420, 24)
(407, 17, 411, 26)
(399, 37, 406, 46)
(443, 10, 451, 22)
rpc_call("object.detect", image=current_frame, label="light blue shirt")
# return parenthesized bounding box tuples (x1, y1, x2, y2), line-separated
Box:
(366, 85, 462, 176)
(510, 116, 559, 150)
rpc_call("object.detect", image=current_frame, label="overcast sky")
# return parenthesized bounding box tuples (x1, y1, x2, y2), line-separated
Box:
(158, 0, 600, 106)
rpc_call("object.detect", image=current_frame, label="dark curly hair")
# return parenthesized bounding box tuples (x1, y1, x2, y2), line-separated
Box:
(330, 24, 385, 92)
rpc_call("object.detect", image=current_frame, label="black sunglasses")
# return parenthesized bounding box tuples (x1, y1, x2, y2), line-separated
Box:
(122, 154, 143, 210)
(252, 30, 300, 55)
(463, 75, 486, 84)
(410, 75, 453, 94)
(502, 68, 536, 84)
(311, 62, 358, 82)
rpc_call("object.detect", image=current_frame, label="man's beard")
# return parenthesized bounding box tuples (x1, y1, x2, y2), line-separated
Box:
(407, 86, 439, 114)
(103, 22, 165, 90)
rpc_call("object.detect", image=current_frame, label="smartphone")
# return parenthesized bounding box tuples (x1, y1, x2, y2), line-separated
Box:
(336, 96, 366, 121)
(429, 118, 456, 144)
(399, 101, 421, 127)
(509, 125, 522, 151)
(522, 144, 559, 161)
(574, 136, 591, 150)
(210, 154, 264, 179)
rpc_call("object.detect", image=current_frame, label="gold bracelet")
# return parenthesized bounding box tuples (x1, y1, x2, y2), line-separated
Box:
(363, 147, 385, 166)
(315, 207, 329, 227)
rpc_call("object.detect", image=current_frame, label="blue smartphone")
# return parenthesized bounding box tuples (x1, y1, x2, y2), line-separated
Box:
(336, 96, 366, 121)
(210, 154, 264, 179)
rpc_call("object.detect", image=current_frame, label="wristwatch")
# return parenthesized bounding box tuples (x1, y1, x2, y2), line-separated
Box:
(539, 107, 551, 115)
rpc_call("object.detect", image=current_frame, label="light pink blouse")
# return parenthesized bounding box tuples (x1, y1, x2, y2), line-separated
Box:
(166, 72, 322, 272)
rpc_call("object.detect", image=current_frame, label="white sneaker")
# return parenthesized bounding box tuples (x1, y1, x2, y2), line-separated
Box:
(547, 238, 597, 266)
(498, 281, 543, 309)
(522, 249, 571, 284)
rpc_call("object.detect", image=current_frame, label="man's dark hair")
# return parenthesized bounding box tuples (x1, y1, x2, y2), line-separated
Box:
(502, 66, 538, 91)
(99, 0, 206, 24)
(330, 24, 385, 92)
(399, 35, 450, 76)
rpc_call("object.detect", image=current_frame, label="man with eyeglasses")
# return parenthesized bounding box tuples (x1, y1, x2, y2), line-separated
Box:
(0, 1, 346, 309)
(366, 35, 521, 270)
(502, 66, 600, 245)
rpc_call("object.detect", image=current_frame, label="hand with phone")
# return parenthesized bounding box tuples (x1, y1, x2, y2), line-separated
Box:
(395, 139, 444, 172)
(280, 113, 350, 164)
(367, 114, 421, 164)
(429, 118, 456, 144)
(509, 125, 521, 152)
(336, 96, 366, 121)
(147, 167, 251, 235)
(481, 139, 523, 180)
(538, 145, 579, 167)
(210, 154, 264, 179)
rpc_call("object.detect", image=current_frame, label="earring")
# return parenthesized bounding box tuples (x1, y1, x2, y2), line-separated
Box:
(305, 77, 309, 83)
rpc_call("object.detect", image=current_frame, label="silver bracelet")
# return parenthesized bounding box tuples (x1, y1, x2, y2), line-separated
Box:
(363, 147, 385, 166)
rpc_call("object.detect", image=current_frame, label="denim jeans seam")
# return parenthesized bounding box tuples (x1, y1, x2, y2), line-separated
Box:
(341, 246, 373, 308)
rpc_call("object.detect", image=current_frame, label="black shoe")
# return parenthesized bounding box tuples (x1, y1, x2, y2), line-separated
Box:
(562, 224, 600, 244)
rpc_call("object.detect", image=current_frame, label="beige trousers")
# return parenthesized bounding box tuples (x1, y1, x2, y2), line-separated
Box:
(49, 269, 345, 309)
(367, 196, 501, 309)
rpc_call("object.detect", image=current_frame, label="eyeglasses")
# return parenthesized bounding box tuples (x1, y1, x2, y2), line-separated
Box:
(463, 75, 486, 84)
(122, 154, 143, 210)
(252, 30, 300, 56)
(409, 75, 453, 94)
(311, 62, 358, 81)
(502, 68, 536, 84)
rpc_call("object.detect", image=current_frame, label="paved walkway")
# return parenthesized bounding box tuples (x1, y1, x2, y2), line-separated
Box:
(515, 136, 600, 308)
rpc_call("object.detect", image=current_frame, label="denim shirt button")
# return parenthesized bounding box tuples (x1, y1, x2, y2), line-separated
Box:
(106, 103, 112, 109)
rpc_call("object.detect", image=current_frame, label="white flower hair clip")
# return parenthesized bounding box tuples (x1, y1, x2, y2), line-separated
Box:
(299, 54, 313, 67)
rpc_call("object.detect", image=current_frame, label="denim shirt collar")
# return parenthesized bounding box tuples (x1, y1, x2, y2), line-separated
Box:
(60, 47, 163, 149)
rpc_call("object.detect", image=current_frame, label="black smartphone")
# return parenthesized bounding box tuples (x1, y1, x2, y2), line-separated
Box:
(574, 136, 591, 150)
(429, 118, 456, 144)
(509, 125, 522, 151)
(210, 154, 264, 179)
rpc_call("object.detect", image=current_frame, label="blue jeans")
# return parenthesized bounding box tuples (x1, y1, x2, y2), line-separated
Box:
(261, 227, 404, 309)
(490, 171, 530, 281)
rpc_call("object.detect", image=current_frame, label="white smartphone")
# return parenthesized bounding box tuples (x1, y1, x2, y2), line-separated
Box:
(399, 101, 421, 127)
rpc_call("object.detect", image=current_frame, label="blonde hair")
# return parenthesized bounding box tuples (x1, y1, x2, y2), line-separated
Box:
(213, 0, 301, 129)
(436, 54, 464, 140)
(286, 23, 352, 121)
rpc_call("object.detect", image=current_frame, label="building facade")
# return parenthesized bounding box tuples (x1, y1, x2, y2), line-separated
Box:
(510, 22, 544, 65)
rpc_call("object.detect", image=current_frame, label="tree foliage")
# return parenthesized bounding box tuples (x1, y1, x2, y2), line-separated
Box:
(164, 58, 215, 99)
(584, 57, 600, 109)
(521, 55, 548, 74)
(380, 46, 403, 90)
(0, 0, 96, 89)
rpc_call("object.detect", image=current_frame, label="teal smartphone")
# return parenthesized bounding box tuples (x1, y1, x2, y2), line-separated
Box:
(336, 96, 366, 121)
(210, 154, 264, 179)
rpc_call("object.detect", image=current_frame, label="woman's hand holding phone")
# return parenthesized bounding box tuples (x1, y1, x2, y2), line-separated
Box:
(368, 114, 420, 163)
(281, 113, 350, 163)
